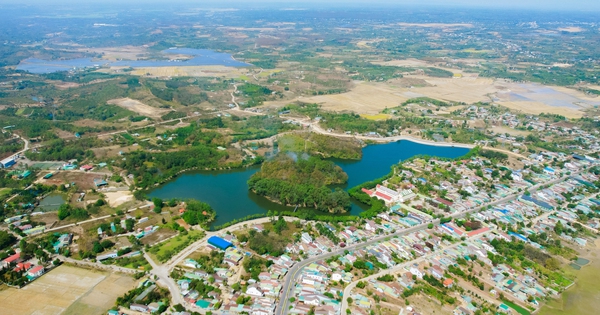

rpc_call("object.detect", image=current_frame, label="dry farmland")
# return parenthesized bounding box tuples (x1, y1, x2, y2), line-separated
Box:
(0, 265, 136, 315)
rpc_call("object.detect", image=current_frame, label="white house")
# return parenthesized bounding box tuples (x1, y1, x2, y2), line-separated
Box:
(301, 233, 313, 244)
(409, 267, 423, 279)
(246, 285, 264, 297)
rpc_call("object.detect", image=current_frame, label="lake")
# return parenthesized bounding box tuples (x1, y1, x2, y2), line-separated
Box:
(149, 140, 471, 226)
(36, 193, 66, 212)
(17, 48, 251, 74)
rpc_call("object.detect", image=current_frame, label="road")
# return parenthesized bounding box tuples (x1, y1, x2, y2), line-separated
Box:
(339, 229, 492, 314)
(275, 171, 576, 315)
(144, 252, 185, 306)
(42, 203, 151, 234)
(282, 115, 529, 161)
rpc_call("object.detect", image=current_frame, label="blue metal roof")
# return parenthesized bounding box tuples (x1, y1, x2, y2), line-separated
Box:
(208, 236, 232, 250)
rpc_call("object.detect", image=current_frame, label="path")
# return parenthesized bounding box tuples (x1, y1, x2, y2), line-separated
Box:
(275, 171, 578, 315)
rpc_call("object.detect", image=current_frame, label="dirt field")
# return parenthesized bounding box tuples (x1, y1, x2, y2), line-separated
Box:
(104, 190, 134, 207)
(47, 171, 111, 190)
(0, 265, 135, 315)
(107, 98, 171, 119)
(123, 65, 248, 78)
(269, 76, 594, 118)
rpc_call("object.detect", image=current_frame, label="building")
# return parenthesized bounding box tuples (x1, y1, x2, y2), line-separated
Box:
(2, 252, 21, 268)
(0, 156, 16, 168)
(27, 265, 45, 278)
(208, 236, 233, 250)
(443, 278, 454, 288)
(80, 165, 94, 171)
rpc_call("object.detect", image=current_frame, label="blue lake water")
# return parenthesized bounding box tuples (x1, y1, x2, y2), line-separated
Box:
(17, 48, 251, 74)
(149, 140, 470, 226)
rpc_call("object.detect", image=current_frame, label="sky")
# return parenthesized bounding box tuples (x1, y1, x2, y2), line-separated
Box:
(0, 0, 598, 11)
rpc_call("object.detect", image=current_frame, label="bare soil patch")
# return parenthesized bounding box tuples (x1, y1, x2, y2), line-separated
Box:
(104, 191, 134, 208)
(0, 265, 135, 315)
(107, 98, 170, 119)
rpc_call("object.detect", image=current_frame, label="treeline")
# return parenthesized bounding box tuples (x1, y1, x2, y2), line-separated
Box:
(26, 138, 104, 161)
(121, 145, 227, 189)
(248, 155, 351, 213)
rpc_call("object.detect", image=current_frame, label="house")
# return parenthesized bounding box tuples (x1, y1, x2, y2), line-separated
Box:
(409, 267, 423, 279)
(107, 310, 120, 315)
(301, 233, 313, 244)
(27, 265, 45, 278)
(2, 252, 21, 268)
(130, 303, 149, 313)
(443, 278, 454, 288)
(14, 262, 32, 272)
(246, 285, 264, 297)
(80, 165, 94, 172)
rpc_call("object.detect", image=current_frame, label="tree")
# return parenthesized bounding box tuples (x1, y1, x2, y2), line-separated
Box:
(57, 204, 71, 220)
(0, 230, 17, 250)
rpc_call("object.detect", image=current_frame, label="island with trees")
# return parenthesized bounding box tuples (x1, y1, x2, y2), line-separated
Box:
(247, 154, 351, 213)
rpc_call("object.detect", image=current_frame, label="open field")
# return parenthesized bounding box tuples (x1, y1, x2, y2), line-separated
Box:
(107, 98, 170, 119)
(104, 190, 134, 207)
(397, 22, 473, 28)
(0, 265, 135, 315)
(540, 239, 600, 315)
(360, 113, 392, 120)
(270, 76, 594, 118)
(123, 65, 248, 78)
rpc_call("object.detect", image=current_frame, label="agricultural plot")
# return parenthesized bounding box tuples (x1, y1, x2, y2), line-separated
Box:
(0, 265, 135, 315)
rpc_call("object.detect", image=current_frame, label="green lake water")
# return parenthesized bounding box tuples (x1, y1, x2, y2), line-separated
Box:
(36, 193, 66, 212)
(149, 140, 470, 226)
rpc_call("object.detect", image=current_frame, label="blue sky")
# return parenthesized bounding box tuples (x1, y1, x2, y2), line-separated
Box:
(0, 0, 598, 11)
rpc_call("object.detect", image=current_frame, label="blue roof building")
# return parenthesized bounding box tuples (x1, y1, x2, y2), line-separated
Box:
(208, 236, 232, 250)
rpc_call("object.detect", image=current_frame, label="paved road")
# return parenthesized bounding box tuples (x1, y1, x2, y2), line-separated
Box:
(339, 230, 492, 314)
(144, 252, 184, 306)
(275, 172, 576, 315)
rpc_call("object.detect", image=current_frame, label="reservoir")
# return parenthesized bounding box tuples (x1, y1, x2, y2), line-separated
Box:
(17, 48, 251, 74)
(149, 140, 470, 226)
(36, 193, 66, 212)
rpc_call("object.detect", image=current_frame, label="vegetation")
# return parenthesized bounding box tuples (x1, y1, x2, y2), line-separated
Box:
(248, 154, 351, 213)
(277, 133, 363, 160)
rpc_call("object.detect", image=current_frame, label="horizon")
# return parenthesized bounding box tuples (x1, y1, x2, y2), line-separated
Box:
(0, 0, 599, 12)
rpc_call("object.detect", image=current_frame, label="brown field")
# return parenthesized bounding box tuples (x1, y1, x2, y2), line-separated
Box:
(557, 26, 584, 33)
(48, 171, 111, 190)
(124, 65, 248, 78)
(76, 45, 148, 61)
(107, 98, 171, 119)
(91, 144, 139, 159)
(270, 76, 594, 118)
(397, 22, 473, 28)
(0, 265, 135, 315)
(104, 191, 134, 207)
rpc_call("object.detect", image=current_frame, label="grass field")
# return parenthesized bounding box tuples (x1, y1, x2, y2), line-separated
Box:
(539, 239, 600, 315)
(0, 265, 135, 315)
(149, 229, 205, 262)
(360, 113, 392, 120)
(0, 188, 11, 199)
(503, 299, 531, 315)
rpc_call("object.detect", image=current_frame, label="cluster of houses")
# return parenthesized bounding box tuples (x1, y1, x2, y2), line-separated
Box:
(1, 252, 46, 280)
